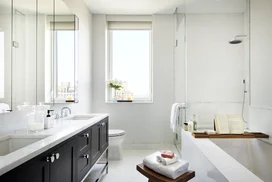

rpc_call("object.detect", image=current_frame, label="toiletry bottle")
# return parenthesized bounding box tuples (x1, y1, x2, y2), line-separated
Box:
(44, 110, 54, 129)
(188, 120, 194, 132)
(184, 122, 188, 131)
(193, 114, 197, 131)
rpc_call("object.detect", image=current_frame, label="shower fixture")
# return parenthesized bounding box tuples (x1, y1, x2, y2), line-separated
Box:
(242, 79, 247, 124)
(229, 35, 247, 44)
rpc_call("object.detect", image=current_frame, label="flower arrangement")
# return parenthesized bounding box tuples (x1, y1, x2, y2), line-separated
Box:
(107, 79, 123, 90)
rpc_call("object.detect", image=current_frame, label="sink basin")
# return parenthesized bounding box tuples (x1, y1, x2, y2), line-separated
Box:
(0, 134, 50, 156)
(65, 115, 96, 120)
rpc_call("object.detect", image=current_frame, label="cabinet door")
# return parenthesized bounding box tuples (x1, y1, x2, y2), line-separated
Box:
(100, 118, 109, 152)
(0, 155, 49, 182)
(91, 123, 100, 164)
(50, 138, 77, 182)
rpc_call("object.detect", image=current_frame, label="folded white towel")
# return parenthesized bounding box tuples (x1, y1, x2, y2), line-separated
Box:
(156, 155, 178, 166)
(143, 152, 189, 179)
(0, 103, 10, 113)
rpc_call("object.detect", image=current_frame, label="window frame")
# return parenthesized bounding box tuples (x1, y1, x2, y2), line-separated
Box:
(106, 27, 153, 103)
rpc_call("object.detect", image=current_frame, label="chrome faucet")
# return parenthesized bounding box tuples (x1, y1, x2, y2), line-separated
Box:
(61, 107, 71, 118)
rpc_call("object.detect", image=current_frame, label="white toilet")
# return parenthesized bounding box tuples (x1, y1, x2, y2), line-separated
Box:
(108, 129, 125, 160)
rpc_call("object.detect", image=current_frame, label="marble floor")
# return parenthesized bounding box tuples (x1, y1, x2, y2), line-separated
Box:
(84, 145, 178, 182)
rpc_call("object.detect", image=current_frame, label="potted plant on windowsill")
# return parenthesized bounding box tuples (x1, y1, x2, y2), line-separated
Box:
(107, 79, 123, 101)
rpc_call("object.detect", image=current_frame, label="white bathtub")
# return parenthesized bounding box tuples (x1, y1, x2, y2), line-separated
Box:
(182, 130, 264, 182)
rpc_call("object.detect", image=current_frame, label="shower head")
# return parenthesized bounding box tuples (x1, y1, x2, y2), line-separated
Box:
(229, 35, 247, 44)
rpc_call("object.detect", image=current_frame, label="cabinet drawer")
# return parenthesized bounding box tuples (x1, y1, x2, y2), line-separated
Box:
(77, 149, 91, 182)
(76, 128, 91, 158)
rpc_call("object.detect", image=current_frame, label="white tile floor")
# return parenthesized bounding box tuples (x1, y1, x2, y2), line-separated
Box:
(84, 145, 178, 182)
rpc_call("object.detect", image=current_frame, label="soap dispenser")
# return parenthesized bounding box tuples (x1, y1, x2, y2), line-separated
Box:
(44, 110, 54, 129)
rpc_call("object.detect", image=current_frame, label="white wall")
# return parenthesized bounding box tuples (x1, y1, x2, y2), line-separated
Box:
(92, 15, 175, 146)
(183, 14, 246, 128)
(248, 0, 272, 143)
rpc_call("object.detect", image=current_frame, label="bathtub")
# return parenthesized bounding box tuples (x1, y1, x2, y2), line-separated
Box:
(182, 130, 265, 182)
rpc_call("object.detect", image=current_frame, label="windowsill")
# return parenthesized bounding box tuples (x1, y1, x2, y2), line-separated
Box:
(105, 100, 153, 104)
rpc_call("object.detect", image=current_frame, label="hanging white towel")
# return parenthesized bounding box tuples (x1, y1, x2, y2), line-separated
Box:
(143, 152, 189, 179)
(170, 103, 185, 133)
(0, 103, 10, 113)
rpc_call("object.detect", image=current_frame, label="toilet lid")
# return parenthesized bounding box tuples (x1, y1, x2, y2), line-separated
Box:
(109, 129, 125, 137)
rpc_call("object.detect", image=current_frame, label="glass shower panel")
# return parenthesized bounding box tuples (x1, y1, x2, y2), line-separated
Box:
(173, 13, 187, 153)
(180, 0, 250, 137)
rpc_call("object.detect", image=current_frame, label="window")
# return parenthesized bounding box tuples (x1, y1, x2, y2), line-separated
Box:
(108, 21, 152, 101)
(0, 32, 4, 98)
(55, 30, 75, 101)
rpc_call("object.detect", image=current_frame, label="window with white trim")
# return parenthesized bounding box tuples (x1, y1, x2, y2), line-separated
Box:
(107, 21, 153, 101)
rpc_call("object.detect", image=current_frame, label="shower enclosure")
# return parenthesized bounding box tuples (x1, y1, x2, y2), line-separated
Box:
(174, 0, 250, 153)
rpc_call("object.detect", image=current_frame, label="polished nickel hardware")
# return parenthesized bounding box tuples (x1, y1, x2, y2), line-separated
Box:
(83, 154, 89, 159)
(61, 107, 71, 118)
(55, 153, 60, 160)
(46, 155, 55, 163)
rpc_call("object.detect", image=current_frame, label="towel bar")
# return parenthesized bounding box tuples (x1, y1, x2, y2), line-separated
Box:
(136, 163, 195, 182)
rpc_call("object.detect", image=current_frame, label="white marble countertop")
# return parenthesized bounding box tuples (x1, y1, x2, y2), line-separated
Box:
(0, 113, 108, 176)
(182, 129, 263, 182)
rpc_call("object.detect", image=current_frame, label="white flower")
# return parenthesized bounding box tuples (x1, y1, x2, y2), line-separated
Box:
(107, 78, 124, 88)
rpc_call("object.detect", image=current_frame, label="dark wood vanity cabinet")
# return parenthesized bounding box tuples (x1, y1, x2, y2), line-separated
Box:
(0, 117, 109, 182)
(0, 138, 76, 182)
(0, 153, 50, 182)
(50, 138, 77, 182)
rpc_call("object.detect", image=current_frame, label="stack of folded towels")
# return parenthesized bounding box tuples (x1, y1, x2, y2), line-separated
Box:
(143, 151, 189, 179)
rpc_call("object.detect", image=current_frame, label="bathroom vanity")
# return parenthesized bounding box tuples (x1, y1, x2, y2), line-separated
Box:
(0, 114, 108, 182)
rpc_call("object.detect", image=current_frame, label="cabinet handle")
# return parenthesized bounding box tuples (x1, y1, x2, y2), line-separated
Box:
(83, 154, 89, 159)
(55, 153, 60, 160)
(100, 122, 105, 127)
(46, 155, 55, 163)
(83, 133, 89, 138)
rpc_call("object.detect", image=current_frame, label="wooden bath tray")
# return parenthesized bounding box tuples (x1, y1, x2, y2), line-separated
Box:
(192, 132, 269, 139)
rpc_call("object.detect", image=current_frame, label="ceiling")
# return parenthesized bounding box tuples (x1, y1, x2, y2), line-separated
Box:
(84, 0, 247, 15)
(84, 0, 183, 14)
(0, 0, 72, 15)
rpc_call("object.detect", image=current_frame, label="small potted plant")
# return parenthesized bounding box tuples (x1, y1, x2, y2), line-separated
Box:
(107, 79, 123, 101)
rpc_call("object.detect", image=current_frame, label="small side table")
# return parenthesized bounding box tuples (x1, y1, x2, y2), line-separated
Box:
(136, 163, 195, 182)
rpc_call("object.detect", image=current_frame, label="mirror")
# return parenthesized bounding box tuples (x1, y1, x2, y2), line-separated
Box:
(12, 0, 37, 110)
(0, 0, 12, 113)
(0, 0, 79, 114)
(37, 0, 79, 104)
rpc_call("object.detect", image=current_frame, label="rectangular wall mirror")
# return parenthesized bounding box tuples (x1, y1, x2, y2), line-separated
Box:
(0, 0, 79, 114)
(38, 0, 79, 105)
(12, 0, 37, 110)
(0, 0, 12, 113)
